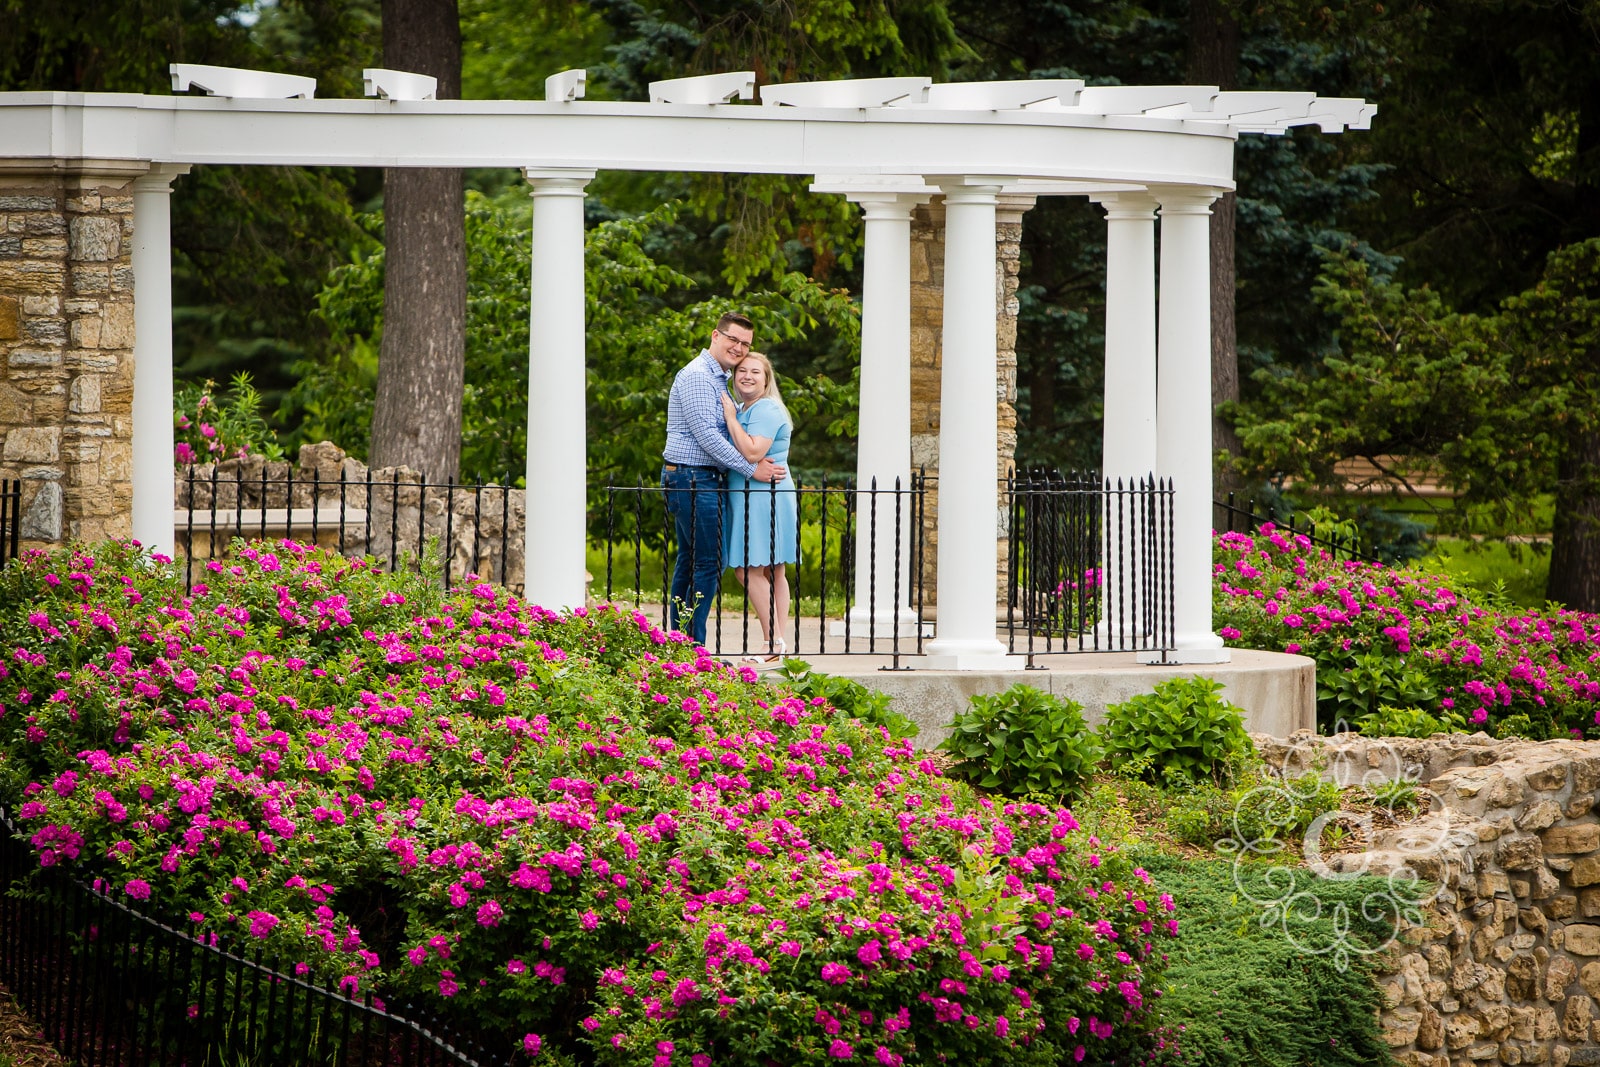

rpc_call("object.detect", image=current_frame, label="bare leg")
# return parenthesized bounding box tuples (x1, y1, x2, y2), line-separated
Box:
(769, 564, 791, 653)
(739, 566, 776, 652)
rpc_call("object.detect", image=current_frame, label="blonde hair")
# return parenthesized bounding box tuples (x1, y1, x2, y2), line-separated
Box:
(734, 351, 792, 429)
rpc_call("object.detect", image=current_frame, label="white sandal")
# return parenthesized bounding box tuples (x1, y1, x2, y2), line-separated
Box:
(763, 637, 787, 663)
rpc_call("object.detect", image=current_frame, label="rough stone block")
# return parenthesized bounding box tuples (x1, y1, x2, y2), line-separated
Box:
(1528, 765, 1569, 792)
(1499, 835, 1545, 871)
(1519, 800, 1563, 830)
(23, 214, 65, 236)
(100, 440, 131, 483)
(70, 265, 108, 293)
(1573, 757, 1600, 793)
(1535, 865, 1564, 900)
(23, 317, 65, 344)
(99, 302, 133, 347)
(0, 294, 18, 339)
(21, 236, 66, 257)
(0, 196, 57, 211)
(1582, 961, 1600, 998)
(68, 216, 120, 261)
(1536, 1007, 1560, 1039)
(1564, 995, 1594, 1040)
(1565, 924, 1600, 956)
(1550, 954, 1579, 997)
(19, 480, 61, 540)
(1385, 1007, 1421, 1045)
(68, 375, 100, 414)
(1548, 896, 1579, 920)
(2, 426, 59, 462)
(1568, 1048, 1600, 1066)
(0, 236, 20, 257)
(1543, 825, 1600, 854)
(1446, 1014, 1481, 1049)
(1571, 857, 1600, 888)
(1522, 907, 1550, 933)
(0, 260, 67, 292)
(70, 315, 101, 348)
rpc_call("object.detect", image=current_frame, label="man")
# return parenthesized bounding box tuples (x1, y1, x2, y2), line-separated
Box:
(662, 312, 786, 645)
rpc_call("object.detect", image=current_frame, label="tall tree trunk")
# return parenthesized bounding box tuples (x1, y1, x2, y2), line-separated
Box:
(1187, 0, 1245, 494)
(372, 0, 465, 479)
(1546, 425, 1600, 611)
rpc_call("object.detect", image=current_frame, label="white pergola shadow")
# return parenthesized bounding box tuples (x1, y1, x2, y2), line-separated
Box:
(0, 67, 1373, 667)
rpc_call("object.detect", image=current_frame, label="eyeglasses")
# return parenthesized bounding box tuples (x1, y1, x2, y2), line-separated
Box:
(716, 330, 753, 350)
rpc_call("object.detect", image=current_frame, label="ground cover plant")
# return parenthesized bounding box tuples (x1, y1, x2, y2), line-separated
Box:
(0, 541, 1176, 1065)
(1214, 526, 1600, 737)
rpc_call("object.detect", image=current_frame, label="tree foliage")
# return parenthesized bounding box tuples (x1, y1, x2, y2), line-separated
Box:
(1231, 240, 1600, 605)
(287, 193, 860, 497)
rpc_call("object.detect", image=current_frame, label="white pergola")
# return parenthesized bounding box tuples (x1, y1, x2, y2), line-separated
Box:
(0, 66, 1373, 667)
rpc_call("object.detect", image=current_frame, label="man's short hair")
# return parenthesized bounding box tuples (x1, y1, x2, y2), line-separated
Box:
(716, 312, 754, 335)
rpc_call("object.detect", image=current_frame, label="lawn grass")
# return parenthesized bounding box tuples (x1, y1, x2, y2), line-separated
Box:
(1414, 537, 1552, 609)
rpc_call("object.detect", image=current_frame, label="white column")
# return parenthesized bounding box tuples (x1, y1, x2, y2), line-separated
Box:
(842, 191, 927, 638)
(1144, 186, 1229, 664)
(522, 168, 594, 611)
(131, 163, 190, 560)
(1091, 191, 1158, 643)
(923, 178, 1014, 668)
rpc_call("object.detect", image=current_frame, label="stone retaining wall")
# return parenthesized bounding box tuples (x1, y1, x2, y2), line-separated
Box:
(1258, 732, 1600, 1066)
(0, 168, 142, 547)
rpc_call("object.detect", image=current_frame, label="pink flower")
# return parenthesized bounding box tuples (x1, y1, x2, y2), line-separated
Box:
(829, 1039, 854, 1059)
(821, 962, 852, 984)
(523, 1034, 542, 1055)
(124, 879, 151, 901)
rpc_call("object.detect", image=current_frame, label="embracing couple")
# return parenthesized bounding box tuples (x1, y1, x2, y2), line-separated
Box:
(660, 312, 799, 660)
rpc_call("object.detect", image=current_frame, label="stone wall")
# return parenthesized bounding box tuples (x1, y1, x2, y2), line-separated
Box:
(908, 194, 1033, 605)
(174, 442, 527, 591)
(1258, 732, 1600, 1066)
(0, 168, 140, 548)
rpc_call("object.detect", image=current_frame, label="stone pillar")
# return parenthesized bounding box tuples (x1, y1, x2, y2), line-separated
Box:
(1144, 187, 1228, 664)
(922, 177, 1014, 668)
(907, 195, 1033, 610)
(131, 164, 190, 559)
(1092, 191, 1158, 641)
(522, 168, 594, 611)
(0, 166, 145, 548)
(843, 191, 928, 637)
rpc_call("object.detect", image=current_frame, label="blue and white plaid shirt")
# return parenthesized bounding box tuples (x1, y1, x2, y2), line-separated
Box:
(663, 350, 756, 477)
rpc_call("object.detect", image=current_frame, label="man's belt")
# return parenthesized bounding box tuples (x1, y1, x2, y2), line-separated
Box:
(662, 463, 723, 473)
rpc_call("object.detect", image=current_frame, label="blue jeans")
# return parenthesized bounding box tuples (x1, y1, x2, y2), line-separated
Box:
(662, 466, 726, 646)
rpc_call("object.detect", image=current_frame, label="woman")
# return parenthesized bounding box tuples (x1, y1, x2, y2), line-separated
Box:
(721, 351, 799, 661)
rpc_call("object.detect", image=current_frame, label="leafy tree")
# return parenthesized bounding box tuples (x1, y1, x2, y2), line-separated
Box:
(1230, 240, 1600, 609)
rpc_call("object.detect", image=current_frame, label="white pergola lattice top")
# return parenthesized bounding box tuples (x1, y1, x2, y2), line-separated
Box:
(0, 66, 1374, 667)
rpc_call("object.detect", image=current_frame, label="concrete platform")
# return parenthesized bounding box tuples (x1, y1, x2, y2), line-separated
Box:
(782, 648, 1316, 749)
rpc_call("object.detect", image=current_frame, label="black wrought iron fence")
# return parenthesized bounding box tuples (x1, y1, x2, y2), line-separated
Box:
(1213, 492, 1376, 563)
(0, 479, 19, 568)
(1005, 469, 1176, 660)
(177, 465, 520, 595)
(599, 474, 928, 664)
(0, 808, 507, 1067)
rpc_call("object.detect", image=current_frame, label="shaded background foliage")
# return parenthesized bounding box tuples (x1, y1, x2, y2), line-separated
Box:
(4, 0, 1600, 601)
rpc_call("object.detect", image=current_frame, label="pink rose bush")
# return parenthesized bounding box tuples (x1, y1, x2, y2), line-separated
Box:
(0, 541, 1176, 1064)
(1215, 525, 1600, 736)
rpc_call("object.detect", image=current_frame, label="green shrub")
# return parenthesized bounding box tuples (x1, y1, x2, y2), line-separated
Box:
(1354, 702, 1469, 738)
(772, 657, 918, 741)
(0, 541, 1168, 1065)
(939, 684, 1101, 797)
(1165, 770, 1344, 849)
(1318, 652, 1439, 729)
(1101, 677, 1255, 786)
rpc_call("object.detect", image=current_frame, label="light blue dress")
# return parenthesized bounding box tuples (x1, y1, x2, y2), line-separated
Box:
(724, 399, 799, 567)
